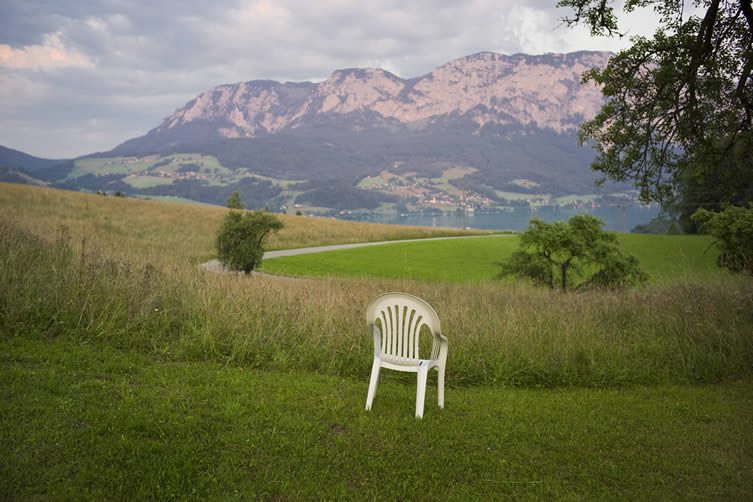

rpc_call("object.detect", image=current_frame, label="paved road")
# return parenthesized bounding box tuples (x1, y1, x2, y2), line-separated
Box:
(262, 233, 513, 259)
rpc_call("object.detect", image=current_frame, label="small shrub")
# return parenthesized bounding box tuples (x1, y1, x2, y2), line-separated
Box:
(693, 204, 753, 275)
(216, 210, 283, 273)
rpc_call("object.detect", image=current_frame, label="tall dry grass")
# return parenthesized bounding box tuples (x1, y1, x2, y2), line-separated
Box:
(3, 215, 751, 388)
(0, 183, 488, 267)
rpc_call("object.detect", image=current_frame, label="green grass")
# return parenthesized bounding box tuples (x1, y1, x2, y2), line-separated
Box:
(495, 190, 549, 201)
(356, 174, 386, 188)
(136, 194, 216, 205)
(262, 235, 517, 282)
(123, 174, 175, 188)
(261, 234, 724, 283)
(2, 184, 753, 498)
(68, 156, 159, 179)
(2, 335, 751, 500)
(621, 234, 721, 280)
(4, 218, 752, 388)
(68, 153, 310, 191)
(554, 194, 600, 204)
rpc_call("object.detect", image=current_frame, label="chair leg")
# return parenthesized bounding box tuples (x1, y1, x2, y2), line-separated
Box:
(365, 359, 380, 411)
(416, 364, 428, 418)
(437, 365, 445, 409)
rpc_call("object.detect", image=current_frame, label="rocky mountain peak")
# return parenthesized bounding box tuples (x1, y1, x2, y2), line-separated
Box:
(153, 50, 611, 139)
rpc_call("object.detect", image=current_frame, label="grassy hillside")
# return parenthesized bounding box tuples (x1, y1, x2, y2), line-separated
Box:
(2, 183, 752, 498)
(261, 233, 724, 283)
(0, 182, 488, 266)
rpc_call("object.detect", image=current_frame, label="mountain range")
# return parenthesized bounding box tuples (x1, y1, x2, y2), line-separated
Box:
(1, 51, 619, 212)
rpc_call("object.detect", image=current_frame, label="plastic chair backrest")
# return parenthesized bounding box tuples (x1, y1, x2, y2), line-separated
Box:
(365, 292, 442, 362)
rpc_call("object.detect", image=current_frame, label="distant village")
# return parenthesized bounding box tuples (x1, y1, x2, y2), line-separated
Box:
(356, 172, 642, 216)
(95, 156, 647, 215)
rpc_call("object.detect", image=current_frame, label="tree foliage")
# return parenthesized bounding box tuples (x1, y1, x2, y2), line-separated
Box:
(499, 215, 648, 291)
(673, 134, 753, 232)
(558, 0, 753, 204)
(226, 191, 244, 210)
(216, 210, 283, 274)
(692, 203, 753, 274)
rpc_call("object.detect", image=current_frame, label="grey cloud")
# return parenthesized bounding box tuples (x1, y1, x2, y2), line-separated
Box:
(0, 0, 650, 158)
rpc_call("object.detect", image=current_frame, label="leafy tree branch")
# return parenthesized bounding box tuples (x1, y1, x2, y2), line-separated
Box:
(558, 0, 753, 205)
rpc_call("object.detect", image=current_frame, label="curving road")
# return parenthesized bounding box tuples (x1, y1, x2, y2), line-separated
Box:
(262, 233, 513, 259)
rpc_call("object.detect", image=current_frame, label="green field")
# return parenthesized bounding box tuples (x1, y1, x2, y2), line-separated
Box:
(1, 183, 752, 499)
(65, 153, 306, 194)
(3, 336, 751, 499)
(123, 174, 175, 188)
(261, 234, 724, 283)
(495, 190, 550, 201)
(554, 194, 601, 204)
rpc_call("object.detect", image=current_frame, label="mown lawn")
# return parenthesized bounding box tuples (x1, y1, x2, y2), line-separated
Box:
(262, 235, 520, 282)
(2, 336, 751, 500)
(261, 233, 724, 283)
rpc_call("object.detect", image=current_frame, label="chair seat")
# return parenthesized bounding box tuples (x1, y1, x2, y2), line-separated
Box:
(380, 358, 438, 373)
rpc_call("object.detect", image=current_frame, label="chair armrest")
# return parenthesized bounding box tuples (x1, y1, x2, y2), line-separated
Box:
(370, 323, 382, 358)
(437, 333, 448, 362)
(430, 332, 448, 361)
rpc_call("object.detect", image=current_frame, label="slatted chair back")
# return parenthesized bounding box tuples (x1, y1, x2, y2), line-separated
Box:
(366, 292, 442, 363)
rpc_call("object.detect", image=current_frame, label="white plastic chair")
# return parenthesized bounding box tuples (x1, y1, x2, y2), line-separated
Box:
(365, 292, 448, 418)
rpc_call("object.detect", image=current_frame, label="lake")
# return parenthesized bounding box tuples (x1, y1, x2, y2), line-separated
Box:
(337, 204, 662, 232)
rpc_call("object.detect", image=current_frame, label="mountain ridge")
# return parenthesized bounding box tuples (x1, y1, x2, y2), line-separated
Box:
(138, 50, 610, 144)
(3, 51, 628, 212)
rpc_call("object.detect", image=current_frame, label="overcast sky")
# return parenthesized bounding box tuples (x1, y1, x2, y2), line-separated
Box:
(0, 0, 659, 158)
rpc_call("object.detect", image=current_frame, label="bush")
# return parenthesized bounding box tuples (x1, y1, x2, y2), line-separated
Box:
(692, 204, 753, 275)
(216, 210, 283, 273)
(499, 215, 647, 291)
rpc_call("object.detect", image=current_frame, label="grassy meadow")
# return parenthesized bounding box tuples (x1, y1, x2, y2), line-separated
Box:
(1, 182, 752, 498)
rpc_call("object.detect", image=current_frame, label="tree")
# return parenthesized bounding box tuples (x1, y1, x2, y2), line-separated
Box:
(498, 215, 648, 290)
(226, 191, 244, 210)
(672, 134, 753, 232)
(558, 0, 753, 205)
(692, 203, 753, 274)
(216, 210, 283, 274)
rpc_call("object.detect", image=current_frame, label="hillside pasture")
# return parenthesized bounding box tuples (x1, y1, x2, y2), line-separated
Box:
(123, 174, 175, 188)
(67, 155, 160, 179)
(0, 183, 488, 266)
